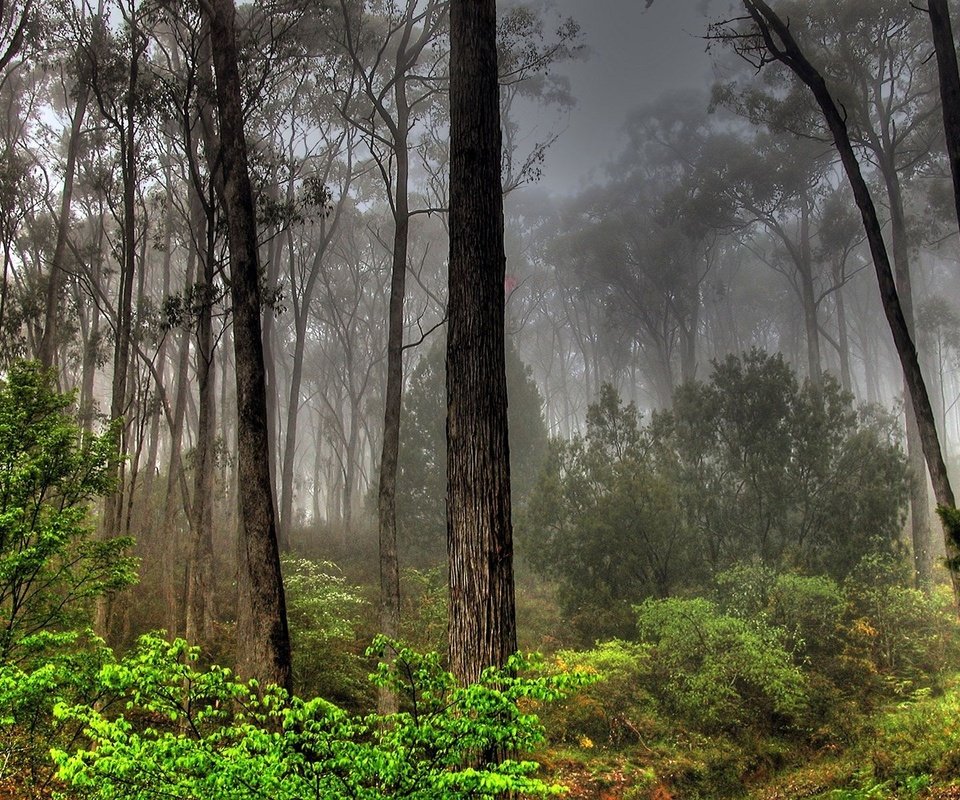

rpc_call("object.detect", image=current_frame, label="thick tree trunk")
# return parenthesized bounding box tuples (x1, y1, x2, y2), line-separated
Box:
(929, 0, 960, 236)
(204, 0, 292, 690)
(447, 0, 518, 686)
(742, 0, 960, 606)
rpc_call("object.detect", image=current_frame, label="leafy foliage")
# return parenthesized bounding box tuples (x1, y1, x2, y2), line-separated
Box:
(52, 633, 595, 800)
(634, 597, 808, 735)
(520, 352, 908, 642)
(653, 351, 908, 577)
(0, 630, 114, 793)
(519, 385, 689, 639)
(282, 556, 371, 707)
(0, 361, 136, 663)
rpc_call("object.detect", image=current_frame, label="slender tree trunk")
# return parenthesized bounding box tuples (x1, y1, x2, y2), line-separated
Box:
(161, 254, 194, 639)
(928, 0, 960, 237)
(185, 186, 217, 648)
(881, 153, 933, 589)
(447, 0, 517, 686)
(835, 279, 853, 395)
(96, 22, 140, 639)
(39, 82, 90, 370)
(204, 0, 292, 690)
(262, 225, 282, 544)
(798, 202, 822, 387)
(741, 0, 960, 605)
(78, 234, 104, 431)
(376, 84, 409, 714)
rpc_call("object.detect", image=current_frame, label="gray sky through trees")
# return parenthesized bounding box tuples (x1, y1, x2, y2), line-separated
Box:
(515, 0, 716, 194)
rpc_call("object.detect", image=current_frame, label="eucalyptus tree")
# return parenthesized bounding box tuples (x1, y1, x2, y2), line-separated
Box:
(39, 0, 98, 372)
(446, 0, 517, 686)
(926, 0, 960, 235)
(715, 0, 959, 604)
(201, 0, 291, 689)
(272, 60, 362, 550)
(713, 0, 946, 589)
(328, 0, 446, 675)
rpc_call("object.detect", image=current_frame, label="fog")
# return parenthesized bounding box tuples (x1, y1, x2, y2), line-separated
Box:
(5, 1, 960, 796)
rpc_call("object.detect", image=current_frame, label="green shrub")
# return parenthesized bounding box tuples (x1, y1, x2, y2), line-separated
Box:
(844, 555, 960, 692)
(52, 633, 595, 799)
(714, 566, 847, 666)
(634, 597, 808, 735)
(0, 361, 136, 663)
(540, 640, 658, 747)
(0, 630, 115, 793)
(863, 679, 960, 787)
(282, 556, 371, 707)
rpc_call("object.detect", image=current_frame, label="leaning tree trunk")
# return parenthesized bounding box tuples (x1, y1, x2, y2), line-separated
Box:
(447, 0, 518, 686)
(203, 0, 292, 691)
(928, 0, 960, 237)
(741, 0, 960, 607)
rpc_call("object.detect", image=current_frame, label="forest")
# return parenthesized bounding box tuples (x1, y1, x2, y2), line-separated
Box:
(3, 0, 960, 797)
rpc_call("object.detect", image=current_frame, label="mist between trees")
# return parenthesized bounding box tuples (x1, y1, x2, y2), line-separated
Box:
(4, 0, 960, 797)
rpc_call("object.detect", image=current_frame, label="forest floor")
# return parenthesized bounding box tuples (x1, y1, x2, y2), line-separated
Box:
(535, 673, 960, 800)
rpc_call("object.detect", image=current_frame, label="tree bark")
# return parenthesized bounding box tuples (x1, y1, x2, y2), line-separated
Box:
(375, 96, 407, 714)
(39, 81, 89, 370)
(741, 0, 960, 605)
(185, 185, 216, 649)
(447, 0, 518, 686)
(928, 0, 960, 236)
(203, 0, 292, 690)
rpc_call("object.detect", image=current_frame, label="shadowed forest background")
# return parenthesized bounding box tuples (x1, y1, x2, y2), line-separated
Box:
(3, 0, 960, 798)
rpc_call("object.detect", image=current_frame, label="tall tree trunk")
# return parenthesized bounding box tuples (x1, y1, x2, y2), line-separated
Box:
(96, 19, 140, 639)
(928, 0, 960, 237)
(160, 252, 194, 639)
(376, 81, 409, 714)
(881, 152, 933, 589)
(798, 200, 822, 387)
(741, 0, 960, 606)
(185, 186, 217, 648)
(262, 224, 282, 544)
(447, 0, 517, 686)
(835, 279, 853, 395)
(39, 82, 89, 370)
(204, 0, 292, 690)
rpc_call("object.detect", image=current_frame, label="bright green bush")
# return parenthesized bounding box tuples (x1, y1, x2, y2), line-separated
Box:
(634, 597, 808, 734)
(52, 633, 595, 799)
(0, 361, 136, 791)
(282, 556, 371, 706)
(0, 361, 136, 663)
(714, 566, 848, 671)
(0, 630, 114, 792)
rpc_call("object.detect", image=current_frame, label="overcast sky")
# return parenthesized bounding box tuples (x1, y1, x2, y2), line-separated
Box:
(520, 0, 721, 195)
